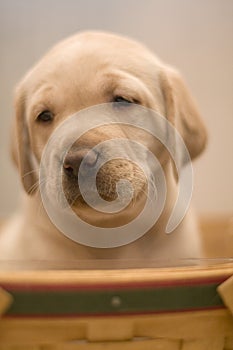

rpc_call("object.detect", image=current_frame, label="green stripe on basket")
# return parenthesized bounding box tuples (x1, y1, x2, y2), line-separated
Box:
(5, 283, 224, 316)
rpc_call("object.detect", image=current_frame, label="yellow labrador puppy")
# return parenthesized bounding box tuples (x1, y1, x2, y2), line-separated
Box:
(0, 31, 207, 267)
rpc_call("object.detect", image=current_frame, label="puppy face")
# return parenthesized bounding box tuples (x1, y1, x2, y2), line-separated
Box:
(11, 31, 207, 227)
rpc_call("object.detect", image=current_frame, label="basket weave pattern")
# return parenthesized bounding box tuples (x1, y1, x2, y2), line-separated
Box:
(0, 264, 232, 350)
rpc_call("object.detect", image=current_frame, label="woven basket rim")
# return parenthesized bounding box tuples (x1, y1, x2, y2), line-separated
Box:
(0, 262, 232, 285)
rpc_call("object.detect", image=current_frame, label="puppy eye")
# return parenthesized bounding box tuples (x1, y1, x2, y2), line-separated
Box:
(114, 96, 132, 105)
(36, 110, 53, 123)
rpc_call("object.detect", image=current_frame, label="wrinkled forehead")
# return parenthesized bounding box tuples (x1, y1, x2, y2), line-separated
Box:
(22, 34, 164, 114)
(25, 33, 162, 86)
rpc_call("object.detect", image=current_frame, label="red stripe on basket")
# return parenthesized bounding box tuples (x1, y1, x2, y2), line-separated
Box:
(3, 305, 225, 319)
(0, 275, 230, 292)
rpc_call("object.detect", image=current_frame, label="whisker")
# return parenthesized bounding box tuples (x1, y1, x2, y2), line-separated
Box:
(34, 178, 55, 216)
(27, 176, 51, 195)
(22, 168, 40, 179)
(27, 181, 41, 195)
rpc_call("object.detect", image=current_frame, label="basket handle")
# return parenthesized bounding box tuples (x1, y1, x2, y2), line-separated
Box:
(218, 275, 233, 315)
(0, 287, 13, 317)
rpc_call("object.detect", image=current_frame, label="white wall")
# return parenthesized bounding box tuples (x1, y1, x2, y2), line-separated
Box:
(0, 0, 232, 216)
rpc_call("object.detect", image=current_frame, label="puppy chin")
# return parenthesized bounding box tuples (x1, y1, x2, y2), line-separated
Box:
(70, 191, 147, 228)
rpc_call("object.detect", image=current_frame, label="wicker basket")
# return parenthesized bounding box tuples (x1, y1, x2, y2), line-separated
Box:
(0, 216, 232, 350)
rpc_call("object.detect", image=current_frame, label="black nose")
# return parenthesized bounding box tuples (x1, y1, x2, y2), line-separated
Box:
(63, 148, 98, 177)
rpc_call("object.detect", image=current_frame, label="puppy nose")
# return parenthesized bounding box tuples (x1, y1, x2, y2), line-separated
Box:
(63, 148, 98, 177)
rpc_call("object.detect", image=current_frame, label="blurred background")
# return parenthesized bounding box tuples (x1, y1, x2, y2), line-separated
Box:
(0, 0, 232, 217)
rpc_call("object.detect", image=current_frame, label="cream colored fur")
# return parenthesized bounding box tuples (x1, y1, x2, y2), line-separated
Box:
(0, 31, 207, 268)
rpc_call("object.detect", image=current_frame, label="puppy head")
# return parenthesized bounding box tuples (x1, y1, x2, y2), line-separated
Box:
(10, 31, 207, 225)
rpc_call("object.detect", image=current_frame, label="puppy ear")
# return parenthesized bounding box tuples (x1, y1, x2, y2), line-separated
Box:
(160, 65, 207, 161)
(10, 84, 38, 194)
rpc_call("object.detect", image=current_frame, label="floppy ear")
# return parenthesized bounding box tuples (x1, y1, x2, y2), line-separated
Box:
(160, 65, 207, 162)
(10, 84, 38, 194)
